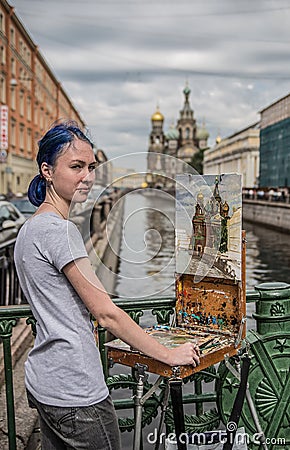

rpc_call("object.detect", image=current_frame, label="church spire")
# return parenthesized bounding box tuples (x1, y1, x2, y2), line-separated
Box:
(183, 80, 191, 102)
(180, 81, 193, 120)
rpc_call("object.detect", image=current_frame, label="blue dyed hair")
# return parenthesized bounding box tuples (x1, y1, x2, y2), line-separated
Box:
(28, 120, 94, 206)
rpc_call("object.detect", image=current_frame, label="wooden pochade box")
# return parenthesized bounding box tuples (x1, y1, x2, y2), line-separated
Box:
(106, 261, 246, 379)
(106, 174, 245, 378)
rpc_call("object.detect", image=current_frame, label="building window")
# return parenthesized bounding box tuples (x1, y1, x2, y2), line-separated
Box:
(0, 12, 4, 32)
(27, 96, 31, 121)
(19, 39, 23, 56)
(34, 103, 38, 126)
(11, 58, 16, 75)
(0, 45, 5, 64)
(27, 128, 32, 152)
(11, 119, 16, 147)
(19, 90, 24, 116)
(19, 124, 24, 151)
(10, 27, 15, 47)
(0, 76, 5, 103)
(186, 127, 190, 139)
(10, 87, 16, 110)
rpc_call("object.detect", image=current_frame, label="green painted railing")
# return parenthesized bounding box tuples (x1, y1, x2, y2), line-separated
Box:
(1, 284, 289, 450)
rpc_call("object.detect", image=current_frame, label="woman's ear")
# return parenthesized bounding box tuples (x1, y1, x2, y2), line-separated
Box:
(41, 162, 52, 182)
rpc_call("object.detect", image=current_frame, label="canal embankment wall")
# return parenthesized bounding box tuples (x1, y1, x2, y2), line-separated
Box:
(243, 198, 290, 232)
(88, 194, 124, 295)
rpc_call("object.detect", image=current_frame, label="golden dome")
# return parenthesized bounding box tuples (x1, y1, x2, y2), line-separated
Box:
(197, 191, 204, 202)
(151, 106, 164, 122)
(216, 134, 222, 144)
(222, 201, 229, 214)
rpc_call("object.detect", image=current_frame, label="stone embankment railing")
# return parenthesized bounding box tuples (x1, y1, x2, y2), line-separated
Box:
(243, 188, 290, 203)
(242, 195, 290, 232)
(85, 189, 124, 294)
(71, 188, 123, 252)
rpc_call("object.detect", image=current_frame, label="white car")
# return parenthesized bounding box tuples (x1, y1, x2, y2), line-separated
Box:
(0, 200, 26, 245)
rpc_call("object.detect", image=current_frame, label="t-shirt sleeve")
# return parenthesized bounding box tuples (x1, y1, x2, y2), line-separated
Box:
(43, 219, 88, 272)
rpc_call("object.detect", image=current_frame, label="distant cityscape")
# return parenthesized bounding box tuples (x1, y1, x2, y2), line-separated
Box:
(0, 0, 289, 196)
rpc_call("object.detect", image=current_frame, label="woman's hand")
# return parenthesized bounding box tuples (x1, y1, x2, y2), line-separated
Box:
(166, 342, 200, 367)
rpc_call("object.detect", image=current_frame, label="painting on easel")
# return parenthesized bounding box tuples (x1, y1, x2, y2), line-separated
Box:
(175, 173, 242, 283)
(105, 173, 245, 378)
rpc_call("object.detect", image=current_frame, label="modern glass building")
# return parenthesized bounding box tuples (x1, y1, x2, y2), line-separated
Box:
(259, 94, 290, 188)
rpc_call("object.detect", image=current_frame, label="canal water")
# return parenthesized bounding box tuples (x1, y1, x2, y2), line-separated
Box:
(115, 190, 176, 301)
(115, 190, 290, 299)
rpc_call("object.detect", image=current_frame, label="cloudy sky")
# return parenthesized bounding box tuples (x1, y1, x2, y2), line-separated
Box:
(10, 0, 290, 170)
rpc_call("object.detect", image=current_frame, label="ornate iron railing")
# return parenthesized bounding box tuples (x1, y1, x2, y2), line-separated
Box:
(0, 238, 24, 307)
(0, 290, 256, 449)
(1, 285, 289, 449)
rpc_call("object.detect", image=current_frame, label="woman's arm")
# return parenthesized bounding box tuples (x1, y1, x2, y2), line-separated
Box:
(63, 257, 200, 367)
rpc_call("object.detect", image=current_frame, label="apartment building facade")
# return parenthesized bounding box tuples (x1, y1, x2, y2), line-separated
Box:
(0, 0, 84, 195)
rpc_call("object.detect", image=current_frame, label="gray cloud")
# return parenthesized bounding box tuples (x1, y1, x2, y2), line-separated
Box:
(11, 0, 290, 169)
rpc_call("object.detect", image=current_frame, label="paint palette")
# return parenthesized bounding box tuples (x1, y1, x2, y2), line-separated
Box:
(106, 273, 245, 378)
(106, 326, 235, 355)
(106, 253, 245, 378)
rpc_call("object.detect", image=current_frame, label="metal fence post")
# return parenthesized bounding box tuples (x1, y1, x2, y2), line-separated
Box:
(0, 318, 17, 450)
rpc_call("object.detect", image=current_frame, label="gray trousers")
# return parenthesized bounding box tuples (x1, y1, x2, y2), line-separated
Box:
(27, 390, 121, 450)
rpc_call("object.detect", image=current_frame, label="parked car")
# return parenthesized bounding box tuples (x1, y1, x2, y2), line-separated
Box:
(10, 196, 37, 218)
(0, 201, 26, 244)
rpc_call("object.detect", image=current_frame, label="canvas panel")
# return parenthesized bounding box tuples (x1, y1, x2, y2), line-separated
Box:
(175, 173, 242, 282)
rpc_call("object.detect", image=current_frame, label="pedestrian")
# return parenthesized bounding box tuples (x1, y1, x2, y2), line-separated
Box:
(14, 120, 200, 450)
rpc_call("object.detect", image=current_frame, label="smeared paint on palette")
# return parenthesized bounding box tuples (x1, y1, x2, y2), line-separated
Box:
(105, 325, 235, 356)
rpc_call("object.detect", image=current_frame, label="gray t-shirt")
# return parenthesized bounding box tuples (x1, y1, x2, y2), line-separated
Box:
(14, 212, 109, 407)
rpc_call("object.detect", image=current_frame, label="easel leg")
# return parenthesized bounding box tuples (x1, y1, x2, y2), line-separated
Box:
(169, 377, 187, 450)
(133, 364, 147, 450)
(154, 382, 170, 450)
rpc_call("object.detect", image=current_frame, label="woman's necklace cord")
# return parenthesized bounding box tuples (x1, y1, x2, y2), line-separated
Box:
(42, 202, 67, 220)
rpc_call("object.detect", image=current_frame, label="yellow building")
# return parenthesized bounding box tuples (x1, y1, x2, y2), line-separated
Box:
(203, 123, 260, 188)
(0, 0, 85, 195)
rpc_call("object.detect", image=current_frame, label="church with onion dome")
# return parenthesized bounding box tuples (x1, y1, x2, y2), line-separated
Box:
(146, 83, 209, 189)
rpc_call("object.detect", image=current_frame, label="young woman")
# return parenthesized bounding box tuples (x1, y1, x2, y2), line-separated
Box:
(14, 121, 200, 450)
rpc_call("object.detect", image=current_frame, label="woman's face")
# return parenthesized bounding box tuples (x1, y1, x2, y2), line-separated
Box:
(49, 138, 97, 203)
